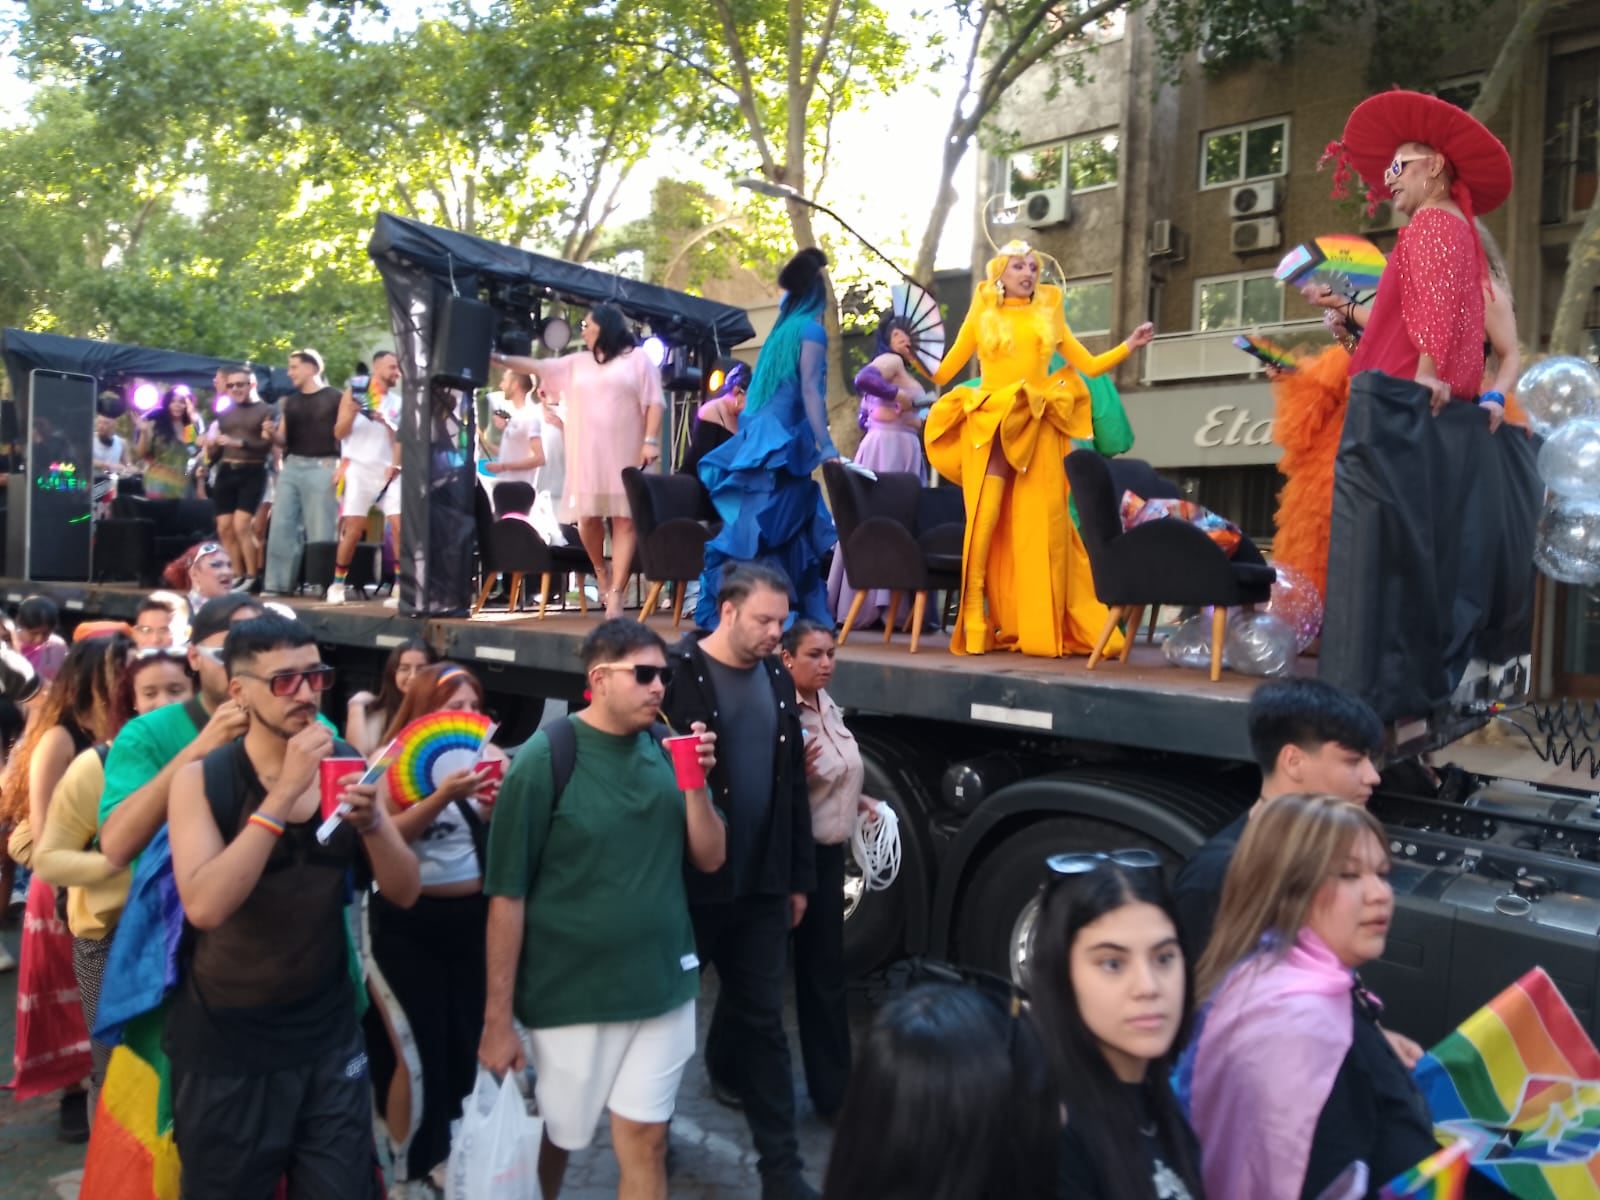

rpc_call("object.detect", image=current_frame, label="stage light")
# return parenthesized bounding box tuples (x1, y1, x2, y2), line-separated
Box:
(214, 392, 233, 413)
(642, 336, 666, 366)
(132, 383, 160, 413)
(708, 367, 725, 393)
(539, 315, 571, 352)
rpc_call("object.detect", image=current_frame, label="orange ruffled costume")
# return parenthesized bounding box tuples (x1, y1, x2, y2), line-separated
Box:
(925, 281, 1127, 657)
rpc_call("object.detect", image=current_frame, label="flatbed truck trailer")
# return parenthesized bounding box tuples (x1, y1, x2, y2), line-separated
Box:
(14, 577, 1600, 1049)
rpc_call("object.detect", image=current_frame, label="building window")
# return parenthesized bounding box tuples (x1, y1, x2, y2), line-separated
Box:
(1046, 1, 1126, 46)
(1433, 74, 1484, 111)
(1062, 277, 1113, 335)
(1068, 132, 1120, 191)
(1543, 48, 1599, 225)
(1009, 131, 1119, 201)
(1195, 271, 1282, 331)
(1009, 144, 1065, 202)
(1201, 118, 1289, 189)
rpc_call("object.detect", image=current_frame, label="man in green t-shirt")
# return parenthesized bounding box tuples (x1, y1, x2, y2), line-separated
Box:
(100, 594, 262, 869)
(480, 620, 724, 1200)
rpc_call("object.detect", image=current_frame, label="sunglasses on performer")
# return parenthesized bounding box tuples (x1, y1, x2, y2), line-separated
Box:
(1046, 848, 1162, 876)
(1383, 154, 1430, 186)
(590, 661, 673, 686)
(131, 646, 187, 660)
(234, 665, 337, 697)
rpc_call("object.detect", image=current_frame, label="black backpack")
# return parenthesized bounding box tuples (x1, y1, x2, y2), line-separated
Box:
(541, 714, 672, 811)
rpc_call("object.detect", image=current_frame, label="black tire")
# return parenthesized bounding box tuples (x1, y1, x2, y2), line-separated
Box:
(953, 817, 1174, 983)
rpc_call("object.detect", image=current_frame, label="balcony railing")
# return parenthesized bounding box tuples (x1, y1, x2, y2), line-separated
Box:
(1141, 319, 1334, 385)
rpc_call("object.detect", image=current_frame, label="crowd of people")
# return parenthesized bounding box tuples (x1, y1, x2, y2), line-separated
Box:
(0, 566, 1506, 1200)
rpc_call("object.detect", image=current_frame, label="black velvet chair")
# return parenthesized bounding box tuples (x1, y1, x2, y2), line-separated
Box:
(1064, 449, 1275, 681)
(1103, 456, 1185, 643)
(471, 483, 593, 618)
(621, 467, 714, 629)
(823, 461, 964, 654)
(491, 480, 536, 518)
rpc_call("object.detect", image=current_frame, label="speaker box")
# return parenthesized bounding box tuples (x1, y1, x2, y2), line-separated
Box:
(433, 294, 495, 390)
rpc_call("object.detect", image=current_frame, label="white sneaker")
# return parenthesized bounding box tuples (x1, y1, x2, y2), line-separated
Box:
(0, 942, 15, 973)
(325, 582, 347, 605)
(383, 595, 400, 609)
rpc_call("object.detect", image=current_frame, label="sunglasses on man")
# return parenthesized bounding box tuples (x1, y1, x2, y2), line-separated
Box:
(233, 665, 337, 697)
(589, 661, 673, 686)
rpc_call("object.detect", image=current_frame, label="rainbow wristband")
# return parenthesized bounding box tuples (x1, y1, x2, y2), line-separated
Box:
(247, 811, 286, 838)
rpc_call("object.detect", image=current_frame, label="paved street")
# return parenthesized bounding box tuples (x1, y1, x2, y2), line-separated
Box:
(0, 917, 854, 1200)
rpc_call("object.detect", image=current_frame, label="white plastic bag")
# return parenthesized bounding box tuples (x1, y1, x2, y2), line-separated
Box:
(528, 489, 566, 546)
(445, 1068, 544, 1200)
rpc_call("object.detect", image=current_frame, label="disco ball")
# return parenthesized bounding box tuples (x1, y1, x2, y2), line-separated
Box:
(1537, 417, 1600, 501)
(1533, 494, 1600, 586)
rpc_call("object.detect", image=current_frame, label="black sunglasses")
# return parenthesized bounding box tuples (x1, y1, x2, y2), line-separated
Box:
(236, 664, 337, 697)
(591, 662, 673, 686)
(1046, 848, 1162, 876)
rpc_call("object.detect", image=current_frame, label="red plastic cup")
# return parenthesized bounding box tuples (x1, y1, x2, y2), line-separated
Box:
(319, 758, 366, 820)
(476, 758, 506, 806)
(664, 734, 705, 790)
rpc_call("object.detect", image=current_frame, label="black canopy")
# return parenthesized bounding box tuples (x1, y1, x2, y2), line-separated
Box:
(366, 213, 756, 354)
(2, 328, 267, 404)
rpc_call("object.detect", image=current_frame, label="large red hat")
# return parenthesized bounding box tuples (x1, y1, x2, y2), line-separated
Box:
(1339, 89, 1512, 214)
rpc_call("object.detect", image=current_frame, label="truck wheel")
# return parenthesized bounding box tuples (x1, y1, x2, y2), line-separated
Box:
(842, 805, 907, 977)
(953, 818, 1172, 984)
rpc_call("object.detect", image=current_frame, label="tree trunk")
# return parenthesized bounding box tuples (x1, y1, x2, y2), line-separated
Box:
(913, 139, 967, 284)
(1470, 0, 1561, 125)
(1550, 200, 1600, 355)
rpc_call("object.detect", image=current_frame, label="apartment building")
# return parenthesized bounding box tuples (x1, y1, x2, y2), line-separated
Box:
(977, 3, 1600, 693)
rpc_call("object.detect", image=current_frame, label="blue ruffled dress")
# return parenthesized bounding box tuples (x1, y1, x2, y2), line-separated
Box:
(694, 320, 839, 628)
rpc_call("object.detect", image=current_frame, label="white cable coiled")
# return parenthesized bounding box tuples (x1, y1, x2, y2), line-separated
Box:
(850, 801, 901, 892)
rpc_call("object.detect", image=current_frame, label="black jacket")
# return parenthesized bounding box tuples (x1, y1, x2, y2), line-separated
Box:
(662, 632, 816, 905)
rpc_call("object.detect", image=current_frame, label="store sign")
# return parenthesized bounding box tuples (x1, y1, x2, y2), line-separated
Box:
(1125, 382, 1282, 468)
(1194, 405, 1274, 449)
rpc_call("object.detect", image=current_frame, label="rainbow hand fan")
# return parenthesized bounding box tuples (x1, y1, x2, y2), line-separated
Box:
(386, 710, 496, 807)
(1275, 234, 1387, 299)
(1233, 334, 1301, 372)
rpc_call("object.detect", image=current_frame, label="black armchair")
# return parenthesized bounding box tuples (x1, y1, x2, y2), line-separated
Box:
(471, 483, 593, 619)
(621, 467, 713, 629)
(1064, 449, 1275, 681)
(823, 461, 964, 654)
(491, 480, 536, 518)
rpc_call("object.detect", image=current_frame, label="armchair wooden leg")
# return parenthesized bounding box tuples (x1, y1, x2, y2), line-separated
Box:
(1146, 605, 1159, 644)
(508, 573, 524, 614)
(840, 592, 866, 645)
(671, 584, 687, 630)
(578, 576, 588, 617)
(640, 581, 665, 623)
(909, 592, 928, 654)
(538, 572, 553, 621)
(472, 573, 498, 616)
(902, 601, 916, 634)
(1119, 606, 1143, 663)
(884, 592, 903, 644)
(1210, 606, 1227, 682)
(1087, 606, 1124, 670)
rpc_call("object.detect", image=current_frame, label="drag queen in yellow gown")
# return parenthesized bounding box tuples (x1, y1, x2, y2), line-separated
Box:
(925, 242, 1155, 656)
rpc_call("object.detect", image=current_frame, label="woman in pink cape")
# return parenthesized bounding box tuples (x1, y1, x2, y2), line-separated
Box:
(1178, 794, 1440, 1200)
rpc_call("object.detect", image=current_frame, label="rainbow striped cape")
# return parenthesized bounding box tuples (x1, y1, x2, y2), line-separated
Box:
(1383, 967, 1600, 1199)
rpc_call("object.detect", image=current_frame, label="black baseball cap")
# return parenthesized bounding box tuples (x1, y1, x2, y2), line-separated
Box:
(190, 594, 264, 643)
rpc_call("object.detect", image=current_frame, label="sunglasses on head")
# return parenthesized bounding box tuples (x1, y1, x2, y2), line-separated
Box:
(131, 646, 186, 661)
(1046, 848, 1162, 876)
(191, 542, 223, 560)
(590, 661, 672, 686)
(235, 665, 336, 697)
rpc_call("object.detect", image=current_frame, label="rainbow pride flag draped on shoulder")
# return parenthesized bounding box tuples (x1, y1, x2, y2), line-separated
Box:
(1381, 968, 1600, 1199)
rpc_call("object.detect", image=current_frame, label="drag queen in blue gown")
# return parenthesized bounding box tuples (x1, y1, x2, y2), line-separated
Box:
(694, 247, 841, 627)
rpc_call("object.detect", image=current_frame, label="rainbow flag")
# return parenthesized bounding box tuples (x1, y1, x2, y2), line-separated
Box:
(1410, 968, 1600, 1198)
(1381, 1136, 1474, 1199)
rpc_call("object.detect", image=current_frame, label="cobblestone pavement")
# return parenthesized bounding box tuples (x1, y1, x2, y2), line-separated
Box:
(1, 918, 858, 1200)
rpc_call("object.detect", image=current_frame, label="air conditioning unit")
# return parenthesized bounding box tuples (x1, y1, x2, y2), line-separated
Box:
(1361, 201, 1400, 232)
(1230, 180, 1280, 217)
(1020, 187, 1070, 228)
(1150, 218, 1179, 258)
(1230, 217, 1281, 254)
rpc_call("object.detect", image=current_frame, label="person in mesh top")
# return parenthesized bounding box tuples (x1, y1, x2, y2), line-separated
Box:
(165, 614, 419, 1198)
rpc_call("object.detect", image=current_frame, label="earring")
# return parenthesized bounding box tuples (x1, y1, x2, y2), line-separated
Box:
(995, 279, 1005, 300)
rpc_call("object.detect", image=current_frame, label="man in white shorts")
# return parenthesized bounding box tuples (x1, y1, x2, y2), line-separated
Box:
(480, 619, 725, 1200)
(327, 350, 401, 605)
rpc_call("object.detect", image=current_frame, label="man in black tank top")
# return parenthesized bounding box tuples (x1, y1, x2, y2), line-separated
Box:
(165, 614, 421, 1199)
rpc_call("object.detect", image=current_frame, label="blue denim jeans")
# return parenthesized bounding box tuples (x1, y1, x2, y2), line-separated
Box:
(264, 455, 338, 593)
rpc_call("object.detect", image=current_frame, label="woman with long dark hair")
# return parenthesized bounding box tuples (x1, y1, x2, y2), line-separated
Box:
(492, 302, 664, 619)
(1027, 853, 1204, 1200)
(344, 638, 436, 756)
(1, 632, 130, 1138)
(693, 248, 842, 627)
(365, 662, 505, 1189)
(136, 387, 204, 499)
(821, 981, 1056, 1200)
